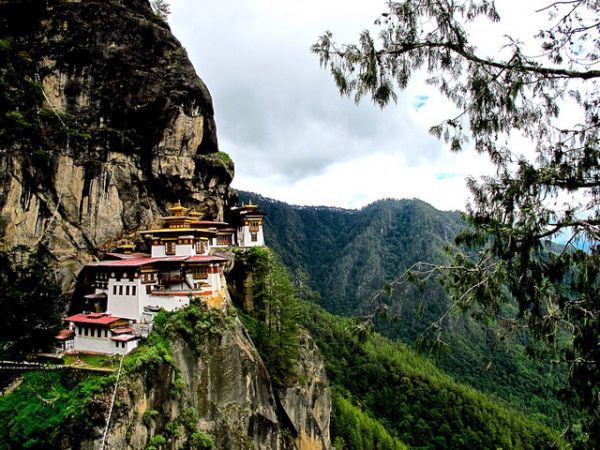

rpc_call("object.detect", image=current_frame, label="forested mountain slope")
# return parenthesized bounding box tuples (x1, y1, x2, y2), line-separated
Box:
(301, 302, 561, 450)
(238, 191, 569, 427)
(233, 246, 563, 449)
(239, 192, 462, 315)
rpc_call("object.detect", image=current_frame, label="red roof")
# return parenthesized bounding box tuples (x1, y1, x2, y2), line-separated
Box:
(55, 329, 75, 341)
(64, 313, 123, 325)
(111, 326, 134, 334)
(88, 257, 155, 267)
(111, 335, 136, 342)
(186, 255, 227, 262)
(105, 252, 150, 260)
(88, 255, 225, 268)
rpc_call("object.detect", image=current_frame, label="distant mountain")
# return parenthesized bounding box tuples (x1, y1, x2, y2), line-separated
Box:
(238, 191, 462, 313)
(238, 190, 568, 427)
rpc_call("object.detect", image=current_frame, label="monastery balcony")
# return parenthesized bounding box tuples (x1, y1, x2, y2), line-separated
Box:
(157, 274, 184, 285)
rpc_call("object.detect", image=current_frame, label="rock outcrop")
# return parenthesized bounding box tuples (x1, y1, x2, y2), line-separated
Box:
(279, 331, 331, 450)
(0, 0, 234, 290)
(100, 310, 331, 450)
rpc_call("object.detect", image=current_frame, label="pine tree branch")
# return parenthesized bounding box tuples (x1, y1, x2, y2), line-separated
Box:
(383, 41, 600, 80)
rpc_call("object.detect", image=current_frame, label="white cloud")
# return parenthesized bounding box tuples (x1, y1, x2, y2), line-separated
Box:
(168, 0, 549, 211)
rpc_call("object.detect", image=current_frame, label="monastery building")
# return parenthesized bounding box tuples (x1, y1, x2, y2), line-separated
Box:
(55, 202, 265, 355)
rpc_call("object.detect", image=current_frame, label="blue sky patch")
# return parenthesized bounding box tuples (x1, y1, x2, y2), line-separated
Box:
(435, 172, 461, 180)
(413, 94, 429, 111)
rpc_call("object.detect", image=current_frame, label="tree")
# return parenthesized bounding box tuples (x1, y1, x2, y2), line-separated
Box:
(0, 245, 63, 355)
(150, 0, 171, 21)
(244, 247, 302, 385)
(313, 0, 599, 445)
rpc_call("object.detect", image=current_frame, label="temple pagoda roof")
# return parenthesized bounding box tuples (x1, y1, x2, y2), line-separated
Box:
(105, 252, 150, 260)
(140, 227, 217, 235)
(64, 313, 123, 325)
(88, 254, 227, 268)
(189, 220, 230, 227)
(168, 202, 189, 216)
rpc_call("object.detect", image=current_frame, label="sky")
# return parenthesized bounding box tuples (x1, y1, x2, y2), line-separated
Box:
(168, 0, 545, 211)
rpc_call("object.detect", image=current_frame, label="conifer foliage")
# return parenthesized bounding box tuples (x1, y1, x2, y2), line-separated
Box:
(238, 247, 302, 386)
(0, 246, 63, 354)
(150, 0, 171, 21)
(313, 0, 600, 443)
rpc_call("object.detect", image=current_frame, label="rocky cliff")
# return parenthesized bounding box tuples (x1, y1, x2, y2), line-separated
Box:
(0, 0, 234, 290)
(0, 4, 332, 449)
(99, 308, 331, 450)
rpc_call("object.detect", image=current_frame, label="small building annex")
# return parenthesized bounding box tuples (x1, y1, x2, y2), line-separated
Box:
(56, 202, 266, 355)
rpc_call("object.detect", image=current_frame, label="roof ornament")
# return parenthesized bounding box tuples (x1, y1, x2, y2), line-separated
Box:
(168, 201, 189, 217)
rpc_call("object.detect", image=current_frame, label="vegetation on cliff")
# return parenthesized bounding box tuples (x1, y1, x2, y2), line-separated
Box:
(234, 247, 302, 387)
(0, 371, 113, 449)
(119, 306, 237, 449)
(302, 302, 562, 450)
(0, 245, 63, 356)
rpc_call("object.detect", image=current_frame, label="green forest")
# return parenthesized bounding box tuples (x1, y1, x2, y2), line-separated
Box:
(238, 191, 572, 429)
(237, 246, 564, 449)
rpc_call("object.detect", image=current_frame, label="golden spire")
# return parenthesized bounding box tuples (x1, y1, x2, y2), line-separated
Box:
(168, 201, 189, 217)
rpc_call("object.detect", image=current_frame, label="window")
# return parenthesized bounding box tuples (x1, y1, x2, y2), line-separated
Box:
(192, 266, 208, 279)
(195, 240, 205, 254)
(218, 235, 231, 245)
(113, 285, 117, 295)
(119, 285, 123, 295)
(248, 220, 260, 232)
(115, 342, 119, 348)
(132, 286, 137, 296)
(126, 285, 130, 296)
(84, 327, 88, 336)
(251, 232, 258, 242)
(165, 241, 176, 255)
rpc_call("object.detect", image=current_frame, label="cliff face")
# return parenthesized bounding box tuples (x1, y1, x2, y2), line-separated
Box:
(0, 4, 332, 448)
(0, 0, 234, 289)
(100, 312, 331, 450)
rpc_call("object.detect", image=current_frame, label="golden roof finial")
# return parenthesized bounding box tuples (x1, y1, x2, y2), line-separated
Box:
(168, 201, 189, 217)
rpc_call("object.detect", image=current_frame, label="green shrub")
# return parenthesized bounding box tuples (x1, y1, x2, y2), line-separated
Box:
(188, 431, 215, 449)
(236, 247, 302, 386)
(147, 434, 167, 449)
(143, 409, 160, 426)
(216, 151, 231, 163)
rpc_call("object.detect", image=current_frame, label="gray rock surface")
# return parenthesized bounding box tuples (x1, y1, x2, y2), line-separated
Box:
(100, 316, 330, 450)
(0, 0, 234, 291)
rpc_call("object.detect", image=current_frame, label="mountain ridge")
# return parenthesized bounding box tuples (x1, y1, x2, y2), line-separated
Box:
(238, 189, 569, 428)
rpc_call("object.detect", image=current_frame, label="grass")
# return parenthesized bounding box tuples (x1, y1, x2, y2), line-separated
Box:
(63, 353, 119, 370)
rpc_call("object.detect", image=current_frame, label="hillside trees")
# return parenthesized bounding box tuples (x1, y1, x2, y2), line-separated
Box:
(0, 246, 63, 354)
(237, 247, 302, 386)
(312, 0, 600, 443)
